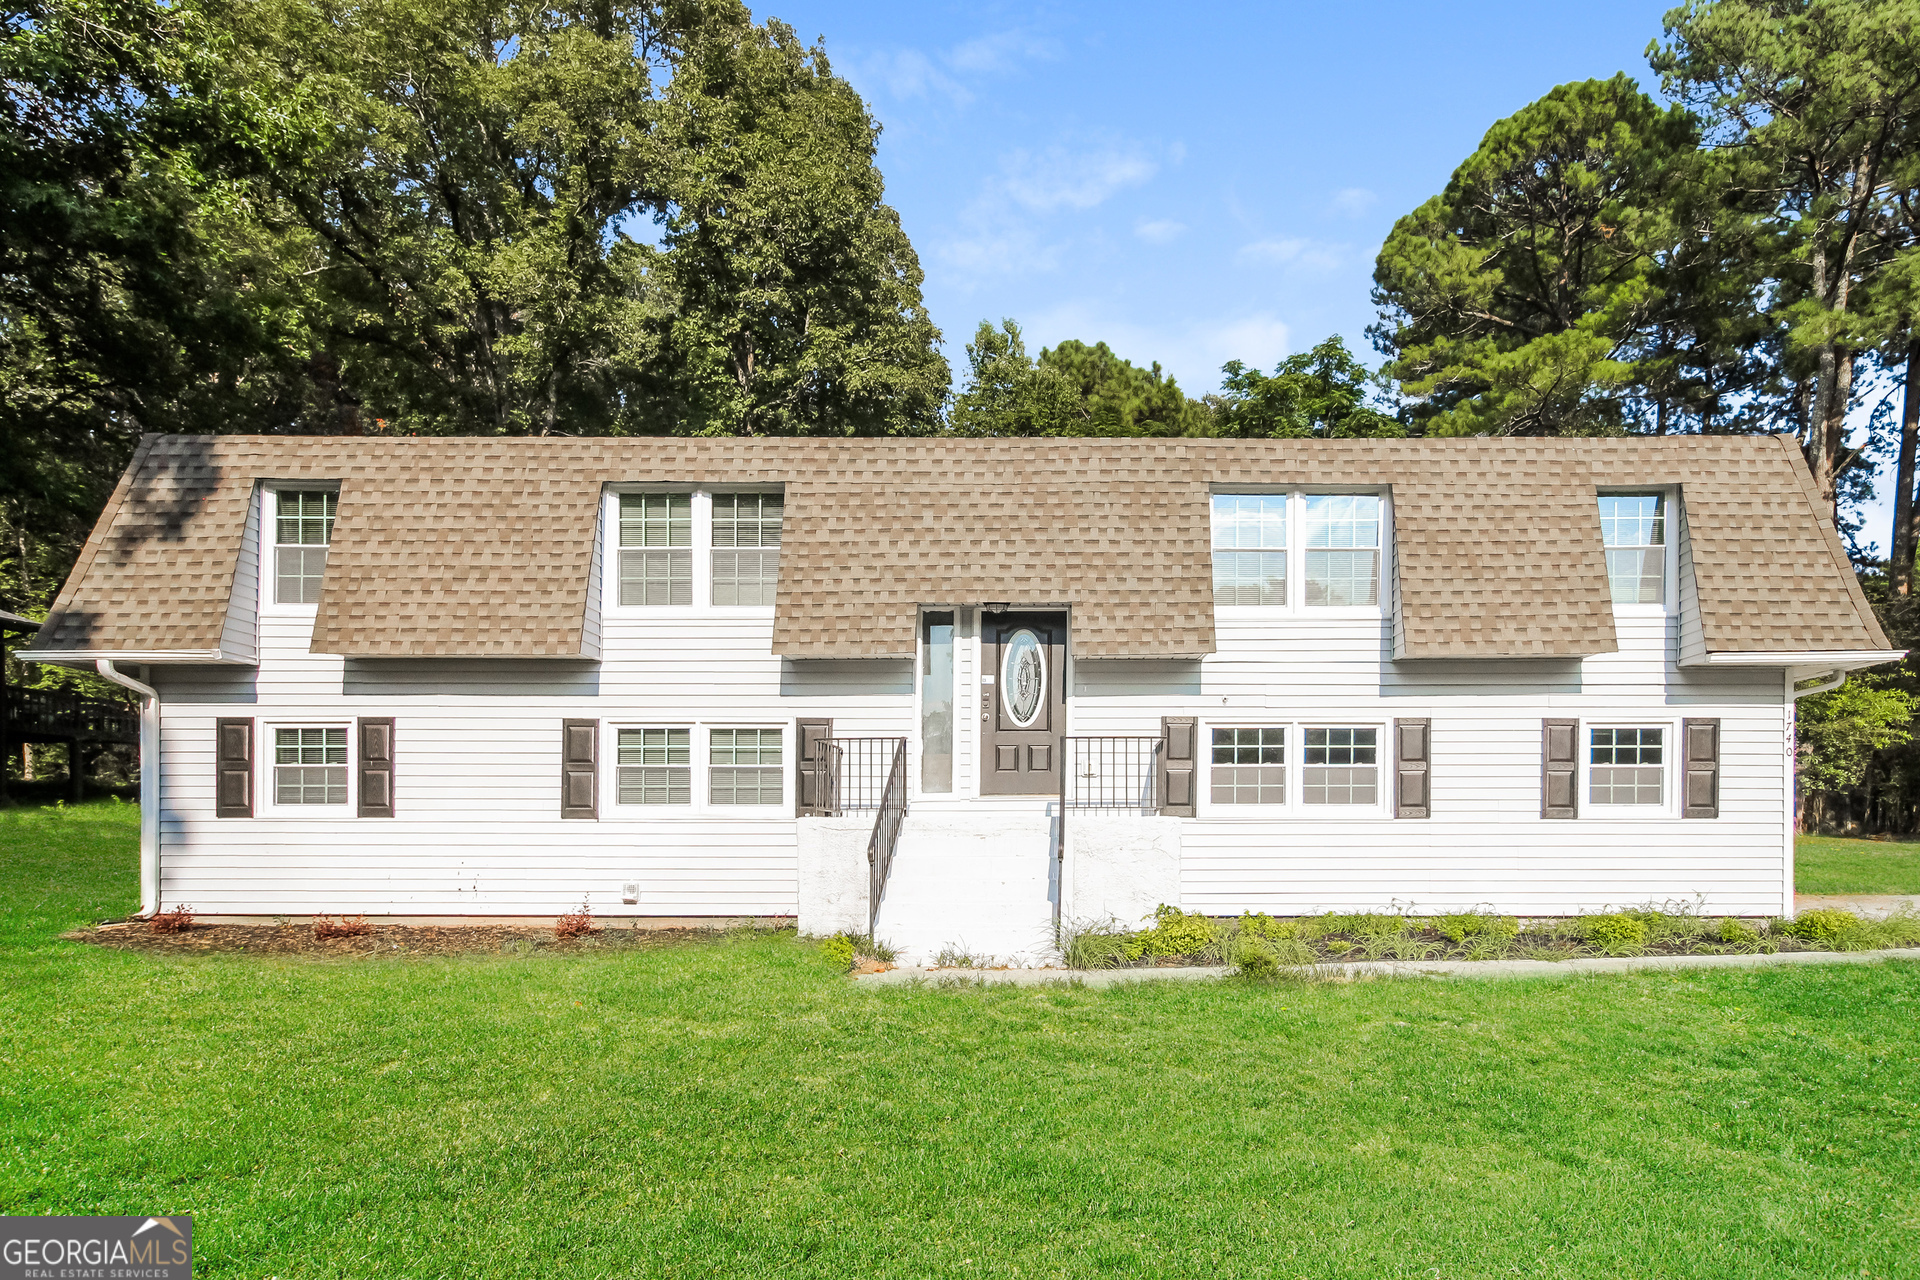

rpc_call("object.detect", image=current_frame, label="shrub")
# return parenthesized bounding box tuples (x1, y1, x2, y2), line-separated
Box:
(147, 905, 195, 934)
(1580, 912, 1648, 954)
(1872, 907, 1920, 949)
(554, 902, 596, 940)
(1715, 917, 1761, 947)
(1135, 905, 1217, 960)
(312, 914, 372, 939)
(1783, 908, 1871, 950)
(820, 934, 855, 970)
(1061, 919, 1136, 970)
(1232, 932, 1314, 977)
(1436, 912, 1517, 945)
(1239, 912, 1299, 941)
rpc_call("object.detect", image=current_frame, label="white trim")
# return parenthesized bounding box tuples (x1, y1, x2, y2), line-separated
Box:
(1197, 718, 1392, 820)
(18, 648, 240, 665)
(95, 660, 160, 915)
(260, 720, 355, 816)
(1686, 649, 1905, 670)
(1208, 488, 1392, 620)
(597, 719, 791, 818)
(259, 482, 338, 618)
(601, 486, 782, 618)
(1580, 718, 1679, 821)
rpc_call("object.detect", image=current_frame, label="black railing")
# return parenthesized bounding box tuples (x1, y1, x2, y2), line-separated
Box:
(864, 739, 908, 935)
(5, 687, 139, 744)
(821, 737, 908, 814)
(1061, 736, 1163, 814)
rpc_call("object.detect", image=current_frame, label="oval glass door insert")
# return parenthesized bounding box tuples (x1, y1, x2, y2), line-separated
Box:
(1002, 629, 1045, 727)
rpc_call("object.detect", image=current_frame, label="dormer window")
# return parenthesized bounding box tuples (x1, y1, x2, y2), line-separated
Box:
(273, 490, 336, 604)
(1304, 494, 1381, 606)
(712, 492, 783, 606)
(1211, 495, 1287, 605)
(1599, 493, 1665, 604)
(619, 493, 692, 606)
(1211, 491, 1387, 611)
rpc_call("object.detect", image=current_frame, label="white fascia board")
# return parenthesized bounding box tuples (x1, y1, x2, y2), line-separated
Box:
(15, 647, 252, 666)
(1682, 649, 1907, 672)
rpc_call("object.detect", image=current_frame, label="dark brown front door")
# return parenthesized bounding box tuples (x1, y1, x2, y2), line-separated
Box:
(981, 611, 1066, 796)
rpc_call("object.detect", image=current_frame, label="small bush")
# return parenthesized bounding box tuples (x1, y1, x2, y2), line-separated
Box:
(1135, 905, 1217, 960)
(1581, 912, 1648, 955)
(147, 905, 195, 934)
(1715, 917, 1762, 947)
(820, 934, 855, 970)
(1783, 908, 1872, 950)
(1872, 907, 1920, 948)
(1239, 912, 1299, 941)
(312, 914, 372, 939)
(1232, 932, 1314, 978)
(554, 902, 596, 940)
(1061, 919, 1136, 970)
(1436, 912, 1518, 946)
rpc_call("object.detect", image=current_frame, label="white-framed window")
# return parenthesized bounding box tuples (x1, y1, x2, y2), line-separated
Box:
(271, 489, 337, 605)
(1209, 490, 1386, 612)
(709, 727, 784, 805)
(618, 493, 692, 606)
(712, 492, 783, 606)
(1210, 727, 1287, 804)
(1202, 720, 1386, 815)
(271, 725, 349, 806)
(1599, 492, 1666, 605)
(1211, 496, 1288, 606)
(616, 727, 691, 806)
(1588, 725, 1665, 808)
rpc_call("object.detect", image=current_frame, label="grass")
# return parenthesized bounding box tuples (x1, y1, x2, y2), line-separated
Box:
(1797, 832, 1920, 895)
(3, 802, 1919, 1277)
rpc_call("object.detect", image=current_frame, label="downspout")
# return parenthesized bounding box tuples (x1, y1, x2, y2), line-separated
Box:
(1783, 670, 1846, 914)
(95, 660, 159, 916)
(1791, 670, 1846, 701)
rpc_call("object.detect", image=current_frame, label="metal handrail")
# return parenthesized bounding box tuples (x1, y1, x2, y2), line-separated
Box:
(865, 739, 908, 934)
(821, 737, 907, 814)
(1062, 735, 1163, 814)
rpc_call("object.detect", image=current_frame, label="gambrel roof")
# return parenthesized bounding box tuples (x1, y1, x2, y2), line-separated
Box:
(26, 433, 1891, 662)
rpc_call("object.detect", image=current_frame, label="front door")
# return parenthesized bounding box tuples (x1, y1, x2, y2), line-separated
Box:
(981, 611, 1066, 795)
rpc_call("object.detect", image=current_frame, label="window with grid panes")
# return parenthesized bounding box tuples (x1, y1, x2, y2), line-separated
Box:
(618, 494, 692, 605)
(1598, 494, 1666, 604)
(274, 490, 336, 604)
(1211, 495, 1288, 605)
(1211, 727, 1287, 804)
(1304, 495, 1380, 606)
(1302, 727, 1378, 804)
(709, 728, 783, 804)
(711, 493, 783, 605)
(616, 728, 690, 805)
(1589, 726, 1664, 805)
(274, 727, 347, 804)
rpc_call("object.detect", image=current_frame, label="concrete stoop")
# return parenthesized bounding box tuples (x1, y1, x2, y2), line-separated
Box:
(872, 807, 1058, 967)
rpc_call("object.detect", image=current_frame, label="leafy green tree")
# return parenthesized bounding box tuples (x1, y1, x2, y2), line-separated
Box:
(1371, 75, 1700, 437)
(950, 320, 1208, 436)
(1652, 0, 1920, 505)
(1210, 336, 1402, 438)
(1796, 672, 1918, 800)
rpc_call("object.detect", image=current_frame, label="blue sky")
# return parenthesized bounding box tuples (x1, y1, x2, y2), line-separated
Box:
(767, 0, 1680, 392)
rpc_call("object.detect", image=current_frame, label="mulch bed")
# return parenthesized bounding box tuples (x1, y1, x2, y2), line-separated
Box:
(65, 921, 730, 958)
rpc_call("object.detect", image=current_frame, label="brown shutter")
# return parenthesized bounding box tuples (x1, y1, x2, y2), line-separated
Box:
(215, 717, 253, 818)
(358, 717, 395, 818)
(1542, 718, 1579, 820)
(1394, 718, 1430, 819)
(795, 717, 833, 815)
(1160, 716, 1197, 817)
(1683, 718, 1720, 819)
(561, 719, 598, 819)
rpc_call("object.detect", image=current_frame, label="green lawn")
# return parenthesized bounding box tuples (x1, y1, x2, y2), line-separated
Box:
(1797, 833, 1920, 895)
(5, 802, 1920, 1278)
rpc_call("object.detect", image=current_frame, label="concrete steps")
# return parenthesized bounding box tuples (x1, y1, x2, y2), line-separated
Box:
(871, 804, 1059, 967)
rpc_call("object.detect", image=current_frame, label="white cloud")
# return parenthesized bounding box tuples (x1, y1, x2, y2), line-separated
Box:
(1017, 301, 1293, 392)
(947, 29, 1056, 75)
(1134, 218, 1187, 244)
(1328, 187, 1377, 218)
(1236, 237, 1344, 271)
(936, 142, 1165, 282)
(999, 145, 1158, 212)
(845, 48, 971, 106)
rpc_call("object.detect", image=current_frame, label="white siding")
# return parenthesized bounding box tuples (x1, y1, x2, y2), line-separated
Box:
(152, 581, 1793, 919)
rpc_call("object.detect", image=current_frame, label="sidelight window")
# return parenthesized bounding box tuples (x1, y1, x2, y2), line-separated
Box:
(618, 494, 692, 606)
(1599, 493, 1666, 604)
(273, 490, 336, 605)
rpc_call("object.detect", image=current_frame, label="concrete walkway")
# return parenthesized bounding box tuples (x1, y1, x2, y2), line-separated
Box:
(1795, 894, 1920, 919)
(857, 946, 1920, 987)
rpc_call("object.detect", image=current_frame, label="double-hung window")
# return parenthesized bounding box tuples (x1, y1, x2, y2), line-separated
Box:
(1211, 728, 1287, 804)
(709, 728, 783, 805)
(1303, 727, 1378, 805)
(617, 728, 691, 806)
(1211, 496, 1288, 605)
(1304, 495, 1381, 606)
(619, 494, 692, 606)
(1599, 493, 1666, 604)
(274, 727, 347, 805)
(274, 490, 336, 604)
(712, 493, 782, 606)
(1589, 726, 1664, 806)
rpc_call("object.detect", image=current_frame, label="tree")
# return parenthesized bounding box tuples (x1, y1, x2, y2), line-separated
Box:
(1796, 672, 1918, 803)
(1210, 336, 1402, 438)
(949, 320, 1207, 436)
(1371, 75, 1702, 437)
(1652, 0, 1920, 506)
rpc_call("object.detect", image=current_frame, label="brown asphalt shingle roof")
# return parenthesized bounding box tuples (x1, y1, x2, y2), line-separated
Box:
(31, 433, 1889, 661)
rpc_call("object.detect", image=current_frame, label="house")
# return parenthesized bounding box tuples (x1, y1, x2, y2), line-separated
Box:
(23, 433, 1900, 963)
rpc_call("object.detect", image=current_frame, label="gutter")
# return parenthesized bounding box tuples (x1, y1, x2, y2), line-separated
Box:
(94, 659, 160, 916)
(1790, 670, 1846, 701)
